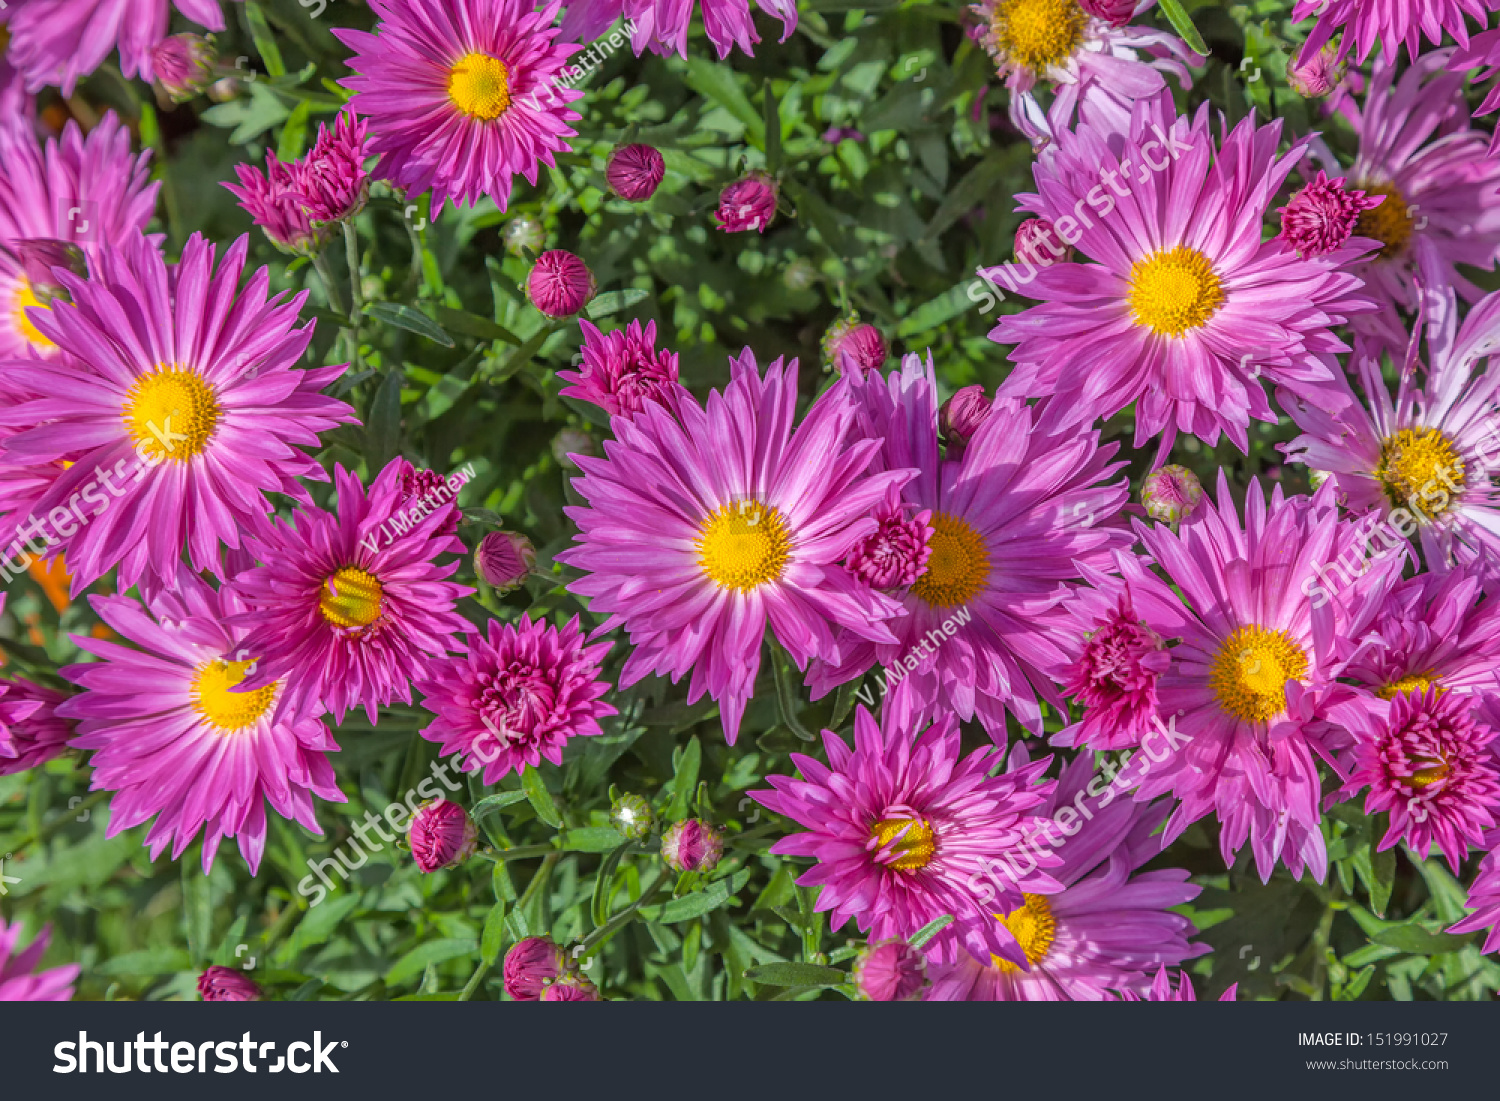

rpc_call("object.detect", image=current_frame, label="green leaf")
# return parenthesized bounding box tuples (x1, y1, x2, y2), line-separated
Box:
(762, 80, 783, 173)
(96, 948, 193, 976)
(667, 736, 701, 821)
(431, 305, 522, 346)
(470, 790, 530, 819)
(1334, 964, 1376, 1001)
(908, 914, 954, 950)
(1370, 926, 1473, 956)
(277, 99, 312, 163)
(522, 765, 563, 829)
(480, 900, 508, 965)
(683, 58, 764, 145)
(385, 938, 478, 986)
(744, 962, 846, 987)
(365, 301, 455, 347)
(559, 826, 626, 852)
(364, 367, 403, 474)
(652, 868, 751, 923)
(896, 281, 977, 338)
(592, 841, 632, 927)
(182, 860, 214, 967)
(1155, 0, 1209, 57)
(242, 1, 287, 79)
(584, 289, 651, 320)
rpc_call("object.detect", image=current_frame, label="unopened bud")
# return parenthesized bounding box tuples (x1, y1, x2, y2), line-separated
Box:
(1141, 464, 1203, 523)
(660, 818, 723, 873)
(407, 798, 478, 872)
(474, 531, 535, 592)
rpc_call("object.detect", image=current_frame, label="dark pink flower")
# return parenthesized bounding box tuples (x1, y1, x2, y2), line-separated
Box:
(0, 921, 77, 1001)
(714, 171, 778, 234)
(605, 143, 665, 201)
(1014, 218, 1071, 267)
(198, 966, 262, 1002)
(938, 385, 990, 454)
(407, 799, 478, 872)
(843, 494, 933, 590)
(504, 936, 564, 1000)
(559, 318, 682, 418)
(294, 111, 371, 224)
(821, 316, 887, 376)
(541, 973, 601, 1000)
(474, 531, 535, 592)
(660, 818, 723, 873)
(1079, 0, 1134, 26)
(1287, 42, 1346, 97)
(223, 153, 331, 257)
(0, 676, 74, 776)
(1059, 588, 1170, 751)
(150, 33, 216, 102)
(1277, 171, 1383, 259)
(527, 250, 595, 318)
(853, 939, 928, 1001)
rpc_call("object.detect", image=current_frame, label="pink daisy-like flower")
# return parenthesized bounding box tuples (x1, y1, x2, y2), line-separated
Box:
(1277, 170, 1384, 259)
(557, 348, 912, 744)
(0, 673, 74, 776)
(1293, 0, 1497, 68)
(334, 0, 583, 217)
(559, 0, 796, 60)
(0, 112, 158, 361)
(806, 354, 1130, 740)
(1341, 688, 1500, 873)
(0, 920, 77, 1001)
(1131, 474, 1393, 882)
(1331, 53, 1500, 342)
(1282, 286, 1500, 571)
(926, 749, 1206, 1000)
(0, 0, 229, 94)
(986, 92, 1373, 460)
(558, 318, 682, 420)
(1450, 848, 1500, 953)
(228, 459, 474, 725)
(60, 569, 346, 874)
(223, 150, 333, 258)
(969, 0, 1202, 142)
(751, 705, 1062, 967)
(1126, 964, 1237, 1001)
(417, 613, 615, 783)
(1451, 30, 1500, 156)
(0, 233, 355, 598)
(852, 940, 928, 1001)
(293, 110, 371, 225)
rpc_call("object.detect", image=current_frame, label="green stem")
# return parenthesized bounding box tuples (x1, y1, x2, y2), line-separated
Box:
(5, 790, 109, 856)
(474, 842, 556, 863)
(458, 959, 491, 1001)
(311, 252, 346, 318)
(342, 222, 364, 368)
(578, 869, 670, 953)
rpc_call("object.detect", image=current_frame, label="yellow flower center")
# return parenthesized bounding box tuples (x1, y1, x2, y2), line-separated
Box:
(991, 894, 1057, 973)
(191, 657, 277, 732)
(990, 0, 1088, 73)
(870, 817, 936, 871)
(122, 368, 221, 462)
(1209, 625, 1309, 723)
(1355, 182, 1413, 260)
(1406, 758, 1451, 789)
(1378, 671, 1441, 701)
(696, 500, 791, 592)
(10, 277, 54, 349)
(910, 512, 989, 608)
(1127, 246, 1226, 337)
(1376, 428, 1465, 515)
(320, 567, 385, 630)
(448, 52, 512, 121)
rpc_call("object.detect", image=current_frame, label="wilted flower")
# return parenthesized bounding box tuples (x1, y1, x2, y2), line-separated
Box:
(605, 143, 665, 202)
(407, 799, 479, 872)
(714, 171, 778, 233)
(660, 819, 723, 873)
(610, 792, 655, 841)
(474, 531, 536, 592)
(1141, 465, 1203, 523)
(504, 936, 565, 1000)
(198, 967, 262, 1002)
(852, 940, 928, 1001)
(527, 250, 595, 318)
(151, 34, 216, 102)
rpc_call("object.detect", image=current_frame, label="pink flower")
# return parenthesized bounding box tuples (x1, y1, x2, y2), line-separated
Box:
(527, 250, 595, 318)
(1059, 591, 1170, 751)
(821, 315, 887, 376)
(0, 675, 74, 776)
(605, 143, 665, 201)
(660, 818, 724, 872)
(407, 799, 479, 872)
(937, 385, 990, 454)
(1140, 464, 1204, 523)
(294, 111, 371, 225)
(474, 531, 536, 591)
(842, 492, 933, 590)
(853, 940, 928, 1001)
(1277, 171, 1384, 259)
(1287, 41, 1346, 97)
(1014, 218, 1070, 266)
(150, 33, 216, 102)
(0, 921, 77, 1001)
(198, 966, 262, 1002)
(714, 171, 778, 233)
(504, 936, 564, 1000)
(223, 152, 331, 257)
(558, 317, 682, 418)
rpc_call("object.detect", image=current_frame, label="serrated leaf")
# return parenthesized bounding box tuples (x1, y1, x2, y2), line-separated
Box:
(522, 765, 563, 828)
(743, 962, 845, 987)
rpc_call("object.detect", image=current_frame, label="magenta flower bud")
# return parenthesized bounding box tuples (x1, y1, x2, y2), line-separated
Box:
(527, 250, 595, 318)
(1276, 171, 1383, 258)
(660, 818, 723, 873)
(13, 239, 86, 303)
(504, 936, 565, 1000)
(605, 143, 665, 202)
(939, 385, 991, 454)
(474, 530, 536, 592)
(198, 966, 262, 1002)
(714, 171, 779, 234)
(610, 792, 654, 841)
(295, 111, 371, 224)
(542, 972, 602, 1000)
(1288, 42, 1346, 98)
(407, 798, 478, 872)
(1014, 218, 1071, 267)
(1079, 0, 1135, 25)
(152, 33, 217, 102)
(504, 214, 546, 256)
(1141, 464, 1204, 523)
(551, 427, 597, 469)
(820, 315, 887, 376)
(822, 126, 864, 143)
(852, 939, 928, 1001)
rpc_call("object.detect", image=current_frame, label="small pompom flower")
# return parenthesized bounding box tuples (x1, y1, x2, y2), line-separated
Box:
(198, 967, 262, 1002)
(151, 33, 216, 102)
(416, 614, 616, 784)
(407, 799, 479, 872)
(0, 921, 77, 1001)
(1014, 218, 1071, 267)
(542, 973, 601, 1000)
(853, 940, 928, 1001)
(0, 675, 74, 776)
(937, 385, 990, 454)
(294, 111, 371, 225)
(228, 459, 473, 725)
(605, 143, 665, 201)
(1277, 171, 1383, 259)
(1287, 41, 1346, 97)
(504, 936, 564, 1000)
(1058, 586, 1171, 752)
(610, 792, 654, 841)
(1346, 689, 1500, 874)
(842, 493, 933, 590)
(527, 249, 595, 318)
(714, 171, 778, 234)
(1141, 464, 1204, 523)
(821, 315, 887, 376)
(223, 153, 332, 257)
(660, 818, 724, 873)
(474, 531, 536, 592)
(559, 318, 682, 419)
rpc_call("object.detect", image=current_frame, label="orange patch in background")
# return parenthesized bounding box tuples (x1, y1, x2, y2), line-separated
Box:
(28, 555, 72, 614)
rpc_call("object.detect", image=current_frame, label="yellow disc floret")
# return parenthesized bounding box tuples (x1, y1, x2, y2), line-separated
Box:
(10, 277, 54, 349)
(870, 816, 937, 871)
(448, 52, 512, 121)
(1376, 428, 1465, 515)
(1355, 182, 1414, 260)
(911, 512, 990, 608)
(1127, 246, 1226, 337)
(990, 0, 1088, 73)
(192, 657, 277, 732)
(320, 567, 385, 630)
(991, 894, 1057, 973)
(1210, 625, 1309, 723)
(696, 500, 792, 592)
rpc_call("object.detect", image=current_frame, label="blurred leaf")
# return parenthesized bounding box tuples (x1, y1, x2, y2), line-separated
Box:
(522, 766, 563, 829)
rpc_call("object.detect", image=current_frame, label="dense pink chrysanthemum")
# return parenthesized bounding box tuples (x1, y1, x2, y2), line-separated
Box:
(751, 705, 1062, 966)
(1293, 0, 1497, 67)
(294, 110, 371, 225)
(223, 150, 333, 257)
(0, 112, 158, 360)
(60, 569, 346, 874)
(926, 750, 1206, 1000)
(417, 614, 615, 783)
(0, 920, 77, 1001)
(806, 354, 1130, 740)
(0, 233, 355, 598)
(0, 673, 74, 776)
(558, 318, 683, 419)
(0, 0, 229, 94)
(557, 348, 912, 744)
(986, 92, 1373, 460)
(228, 459, 474, 725)
(1132, 474, 1394, 881)
(968, 0, 1202, 142)
(559, 0, 796, 60)
(1276, 171, 1384, 259)
(334, 0, 583, 216)
(842, 489, 933, 591)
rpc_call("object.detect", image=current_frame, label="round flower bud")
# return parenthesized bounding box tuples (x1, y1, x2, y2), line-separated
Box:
(714, 171, 779, 234)
(605, 143, 665, 202)
(820, 315, 887, 376)
(407, 799, 478, 873)
(504, 214, 546, 256)
(14, 239, 86, 305)
(526, 250, 595, 318)
(198, 966, 262, 1002)
(151, 33, 217, 102)
(939, 385, 991, 455)
(610, 792, 655, 841)
(551, 427, 597, 469)
(660, 818, 723, 873)
(1079, 0, 1135, 26)
(1014, 217, 1072, 267)
(783, 257, 819, 291)
(504, 936, 565, 1000)
(474, 530, 535, 593)
(1141, 464, 1204, 523)
(852, 939, 928, 1001)
(1288, 42, 1346, 98)
(542, 972, 602, 1001)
